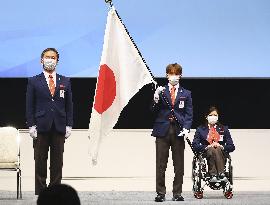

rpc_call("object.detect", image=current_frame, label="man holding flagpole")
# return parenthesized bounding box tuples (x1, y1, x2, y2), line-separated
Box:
(88, 6, 156, 164)
(152, 63, 193, 202)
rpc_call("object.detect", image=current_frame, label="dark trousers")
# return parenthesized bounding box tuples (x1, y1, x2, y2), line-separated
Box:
(33, 126, 65, 195)
(155, 123, 185, 196)
(205, 147, 225, 175)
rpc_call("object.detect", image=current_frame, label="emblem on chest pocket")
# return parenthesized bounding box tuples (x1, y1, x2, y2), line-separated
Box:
(179, 100, 185, 108)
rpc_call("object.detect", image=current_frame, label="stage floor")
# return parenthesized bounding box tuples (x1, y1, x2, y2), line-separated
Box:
(1, 191, 270, 205)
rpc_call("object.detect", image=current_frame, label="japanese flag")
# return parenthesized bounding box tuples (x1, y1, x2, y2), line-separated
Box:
(88, 7, 156, 164)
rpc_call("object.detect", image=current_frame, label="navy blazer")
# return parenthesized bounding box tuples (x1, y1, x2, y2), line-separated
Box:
(151, 85, 193, 138)
(26, 73, 73, 134)
(192, 124, 235, 153)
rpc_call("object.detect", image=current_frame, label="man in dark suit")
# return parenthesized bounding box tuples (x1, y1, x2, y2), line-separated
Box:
(26, 48, 73, 195)
(151, 63, 193, 202)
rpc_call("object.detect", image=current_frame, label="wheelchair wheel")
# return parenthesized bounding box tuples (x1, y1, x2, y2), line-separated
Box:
(224, 191, 233, 199)
(194, 191, 203, 199)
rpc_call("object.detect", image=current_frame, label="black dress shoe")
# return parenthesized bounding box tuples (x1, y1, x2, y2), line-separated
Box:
(155, 194, 165, 202)
(172, 195, 184, 201)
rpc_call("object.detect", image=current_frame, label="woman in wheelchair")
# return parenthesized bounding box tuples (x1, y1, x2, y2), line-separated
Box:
(191, 106, 235, 199)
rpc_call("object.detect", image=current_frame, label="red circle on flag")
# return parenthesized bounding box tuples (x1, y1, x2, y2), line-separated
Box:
(94, 64, 116, 114)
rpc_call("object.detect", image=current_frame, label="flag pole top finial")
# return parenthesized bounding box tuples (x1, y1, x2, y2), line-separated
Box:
(104, 0, 113, 7)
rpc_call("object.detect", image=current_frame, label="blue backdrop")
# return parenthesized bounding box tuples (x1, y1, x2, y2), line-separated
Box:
(0, 0, 269, 77)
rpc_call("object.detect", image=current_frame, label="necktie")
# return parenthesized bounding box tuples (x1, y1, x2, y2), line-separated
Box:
(170, 86, 176, 106)
(207, 127, 220, 144)
(49, 75, 55, 96)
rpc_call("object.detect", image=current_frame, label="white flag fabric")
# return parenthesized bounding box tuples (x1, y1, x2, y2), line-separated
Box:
(88, 7, 156, 164)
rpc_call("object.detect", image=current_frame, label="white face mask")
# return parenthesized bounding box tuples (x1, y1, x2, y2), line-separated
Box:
(43, 59, 57, 71)
(168, 75, 180, 86)
(207, 115, 218, 125)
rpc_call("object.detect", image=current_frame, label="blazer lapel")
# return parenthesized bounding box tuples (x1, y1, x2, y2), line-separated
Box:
(201, 126, 209, 140)
(163, 85, 173, 106)
(174, 86, 182, 105)
(39, 73, 51, 98)
(54, 74, 61, 97)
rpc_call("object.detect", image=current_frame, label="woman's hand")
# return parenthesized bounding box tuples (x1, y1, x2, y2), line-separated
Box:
(212, 142, 220, 148)
(206, 142, 222, 149)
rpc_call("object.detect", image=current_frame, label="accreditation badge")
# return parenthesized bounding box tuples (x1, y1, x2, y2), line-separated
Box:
(219, 135, 224, 142)
(179, 100, 185, 108)
(60, 90, 65, 98)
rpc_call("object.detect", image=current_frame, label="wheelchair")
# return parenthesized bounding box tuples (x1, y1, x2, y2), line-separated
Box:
(191, 151, 233, 199)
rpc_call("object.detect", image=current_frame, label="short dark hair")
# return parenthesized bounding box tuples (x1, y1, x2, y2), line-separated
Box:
(205, 106, 219, 117)
(166, 63, 182, 75)
(41, 48, 59, 62)
(37, 184, 80, 205)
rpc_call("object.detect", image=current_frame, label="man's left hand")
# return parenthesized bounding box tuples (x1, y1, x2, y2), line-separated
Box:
(65, 126, 72, 139)
(178, 128, 190, 137)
